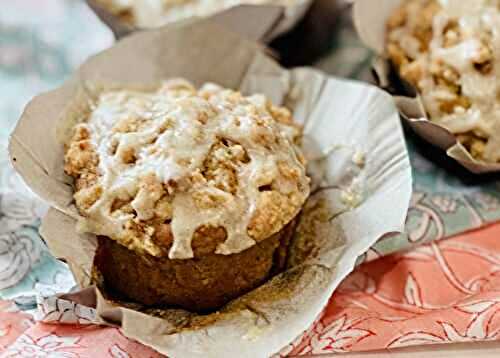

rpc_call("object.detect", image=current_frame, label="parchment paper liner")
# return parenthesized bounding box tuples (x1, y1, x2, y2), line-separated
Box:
(86, 0, 313, 42)
(353, 0, 500, 174)
(9, 18, 412, 358)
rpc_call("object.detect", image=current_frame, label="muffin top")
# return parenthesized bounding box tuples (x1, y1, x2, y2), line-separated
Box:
(64, 79, 310, 259)
(97, 0, 305, 28)
(386, 0, 500, 162)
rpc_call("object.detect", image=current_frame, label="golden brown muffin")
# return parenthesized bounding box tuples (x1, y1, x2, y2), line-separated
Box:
(386, 0, 500, 162)
(64, 79, 310, 312)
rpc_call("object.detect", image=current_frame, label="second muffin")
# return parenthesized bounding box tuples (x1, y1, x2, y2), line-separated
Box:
(386, 0, 500, 162)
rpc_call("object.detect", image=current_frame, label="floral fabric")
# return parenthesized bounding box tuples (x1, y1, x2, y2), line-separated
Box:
(3, 225, 500, 356)
(282, 224, 500, 355)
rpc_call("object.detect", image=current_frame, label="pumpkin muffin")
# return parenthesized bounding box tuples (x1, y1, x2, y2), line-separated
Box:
(386, 0, 500, 162)
(64, 79, 310, 312)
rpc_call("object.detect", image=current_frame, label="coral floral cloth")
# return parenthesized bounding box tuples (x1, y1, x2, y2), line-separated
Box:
(3, 224, 500, 357)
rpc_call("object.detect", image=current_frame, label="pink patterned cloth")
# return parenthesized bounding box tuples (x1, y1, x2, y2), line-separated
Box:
(0, 320, 162, 357)
(283, 223, 500, 355)
(0, 302, 33, 352)
(3, 224, 500, 357)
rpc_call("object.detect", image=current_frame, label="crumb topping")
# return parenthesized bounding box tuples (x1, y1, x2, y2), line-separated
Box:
(64, 79, 310, 259)
(387, 0, 500, 162)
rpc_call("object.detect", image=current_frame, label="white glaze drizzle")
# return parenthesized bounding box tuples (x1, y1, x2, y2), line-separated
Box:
(74, 81, 309, 259)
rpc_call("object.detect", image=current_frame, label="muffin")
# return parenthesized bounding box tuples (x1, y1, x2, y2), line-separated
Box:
(94, 0, 306, 28)
(64, 79, 310, 312)
(386, 0, 500, 162)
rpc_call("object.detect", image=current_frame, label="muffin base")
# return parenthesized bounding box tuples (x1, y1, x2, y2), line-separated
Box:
(93, 218, 297, 313)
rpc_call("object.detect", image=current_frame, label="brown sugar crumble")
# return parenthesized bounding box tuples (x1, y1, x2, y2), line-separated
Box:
(64, 79, 310, 260)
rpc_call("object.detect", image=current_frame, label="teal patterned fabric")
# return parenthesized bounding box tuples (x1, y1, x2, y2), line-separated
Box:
(369, 139, 500, 261)
(0, 0, 112, 306)
(1, 0, 500, 307)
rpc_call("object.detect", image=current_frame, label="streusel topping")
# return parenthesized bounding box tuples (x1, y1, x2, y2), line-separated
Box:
(97, 0, 305, 28)
(64, 80, 309, 259)
(387, 0, 500, 162)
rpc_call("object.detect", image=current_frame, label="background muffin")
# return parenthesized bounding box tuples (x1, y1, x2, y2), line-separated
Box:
(64, 79, 310, 311)
(386, 0, 500, 162)
(94, 0, 308, 28)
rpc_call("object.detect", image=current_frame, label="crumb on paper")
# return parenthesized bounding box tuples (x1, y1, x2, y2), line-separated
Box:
(340, 180, 364, 209)
(242, 324, 270, 341)
(313, 144, 365, 165)
(352, 150, 366, 168)
(340, 189, 362, 209)
(308, 143, 343, 161)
